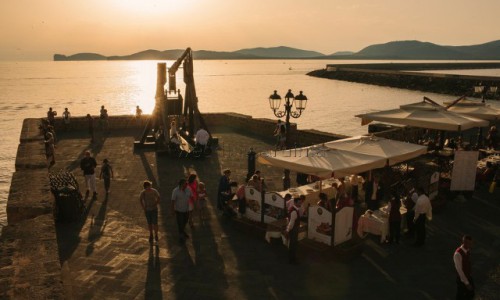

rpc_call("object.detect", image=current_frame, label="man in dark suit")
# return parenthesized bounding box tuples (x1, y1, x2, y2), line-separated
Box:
(364, 174, 383, 211)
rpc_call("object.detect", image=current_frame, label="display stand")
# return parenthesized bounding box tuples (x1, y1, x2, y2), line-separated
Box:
(307, 205, 354, 247)
(243, 187, 262, 222)
(450, 150, 479, 202)
(263, 192, 286, 223)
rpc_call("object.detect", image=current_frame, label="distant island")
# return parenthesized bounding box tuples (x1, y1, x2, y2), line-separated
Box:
(54, 40, 500, 61)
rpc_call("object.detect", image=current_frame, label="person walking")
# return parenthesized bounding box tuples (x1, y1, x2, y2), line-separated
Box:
(47, 107, 57, 126)
(453, 235, 475, 299)
(413, 187, 432, 246)
(62, 108, 71, 131)
(99, 106, 109, 132)
(86, 114, 95, 143)
(195, 127, 210, 157)
(285, 197, 301, 264)
(171, 179, 192, 243)
(187, 174, 198, 228)
(197, 182, 208, 223)
(139, 180, 160, 244)
(135, 105, 142, 118)
(80, 151, 97, 199)
(44, 131, 56, 169)
(99, 158, 114, 195)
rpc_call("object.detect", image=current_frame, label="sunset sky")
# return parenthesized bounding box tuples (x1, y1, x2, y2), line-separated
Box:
(1, 0, 500, 61)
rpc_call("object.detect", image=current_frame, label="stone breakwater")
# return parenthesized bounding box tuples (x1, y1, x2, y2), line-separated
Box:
(308, 62, 500, 99)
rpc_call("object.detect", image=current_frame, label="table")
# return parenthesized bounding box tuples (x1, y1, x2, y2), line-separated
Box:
(477, 153, 500, 171)
(357, 205, 407, 243)
(357, 210, 389, 243)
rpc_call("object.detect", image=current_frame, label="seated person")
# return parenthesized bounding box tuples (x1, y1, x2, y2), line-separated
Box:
(317, 193, 329, 210)
(335, 191, 353, 211)
(169, 133, 184, 154)
(476, 162, 497, 186)
(170, 133, 182, 145)
(222, 181, 238, 217)
(446, 138, 457, 150)
(236, 183, 246, 214)
(247, 174, 262, 192)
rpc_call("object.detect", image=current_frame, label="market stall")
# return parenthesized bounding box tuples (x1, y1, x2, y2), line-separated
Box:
(255, 136, 430, 247)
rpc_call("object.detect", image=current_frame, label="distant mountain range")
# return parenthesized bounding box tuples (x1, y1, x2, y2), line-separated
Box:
(54, 40, 500, 61)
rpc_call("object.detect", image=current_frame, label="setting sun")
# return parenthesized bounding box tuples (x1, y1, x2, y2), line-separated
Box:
(110, 0, 195, 14)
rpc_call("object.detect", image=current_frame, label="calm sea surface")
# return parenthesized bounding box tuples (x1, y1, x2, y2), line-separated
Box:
(1, 60, 500, 229)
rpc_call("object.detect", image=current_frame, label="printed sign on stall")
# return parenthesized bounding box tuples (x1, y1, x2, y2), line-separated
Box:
(334, 207, 354, 246)
(263, 193, 285, 223)
(308, 206, 332, 246)
(244, 187, 261, 221)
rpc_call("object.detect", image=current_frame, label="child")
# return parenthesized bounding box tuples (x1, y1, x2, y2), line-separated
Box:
(99, 158, 114, 194)
(198, 182, 208, 223)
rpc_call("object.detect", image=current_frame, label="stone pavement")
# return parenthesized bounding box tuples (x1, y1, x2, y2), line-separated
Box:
(51, 127, 500, 299)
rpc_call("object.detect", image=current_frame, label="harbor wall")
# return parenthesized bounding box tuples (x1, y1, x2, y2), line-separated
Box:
(308, 63, 500, 99)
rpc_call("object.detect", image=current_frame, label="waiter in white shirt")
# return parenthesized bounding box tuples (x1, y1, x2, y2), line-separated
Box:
(285, 197, 301, 264)
(413, 187, 432, 246)
(195, 127, 210, 156)
(453, 235, 474, 299)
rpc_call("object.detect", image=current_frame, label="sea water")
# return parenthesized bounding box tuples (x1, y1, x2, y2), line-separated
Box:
(1, 59, 500, 229)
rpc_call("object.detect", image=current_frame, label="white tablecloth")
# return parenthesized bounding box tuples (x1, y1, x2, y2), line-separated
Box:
(357, 205, 407, 243)
(357, 210, 388, 243)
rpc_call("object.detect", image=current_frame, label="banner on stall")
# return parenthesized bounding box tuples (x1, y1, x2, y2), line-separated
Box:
(244, 187, 262, 221)
(263, 192, 285, 223)
(308, 206, 332, 246)
(334, 207, 354, 246)
(450, 151, 479, 191)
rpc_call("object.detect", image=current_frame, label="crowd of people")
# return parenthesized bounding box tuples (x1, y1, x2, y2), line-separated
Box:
(43, 110, 481, 297)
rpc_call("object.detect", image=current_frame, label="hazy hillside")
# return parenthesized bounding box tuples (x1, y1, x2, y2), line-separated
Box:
(235, 46, 324, 58)
(354, 40, 500, 59)
(355, 41, 464, 59)
(54, 53, 107, 61)
(54, 40, 500, 61)
(448, 40, 500, 59)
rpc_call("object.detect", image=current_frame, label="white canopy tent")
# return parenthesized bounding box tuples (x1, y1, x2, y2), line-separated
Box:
(447, 104, 500, 121)
(356, 103, 489, 131)
(323, 135, 428, 166)
(257, 146, 387, 178)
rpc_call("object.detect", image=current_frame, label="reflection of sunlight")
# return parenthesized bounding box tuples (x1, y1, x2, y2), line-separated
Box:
(126, 61, 179, 114)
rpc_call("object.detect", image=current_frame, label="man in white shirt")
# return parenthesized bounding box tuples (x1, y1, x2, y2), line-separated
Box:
(453, 235, 474, 299)
(413, 187, 432, 246)
(285, 197, 301, 264)
(195, 127, 210, 157)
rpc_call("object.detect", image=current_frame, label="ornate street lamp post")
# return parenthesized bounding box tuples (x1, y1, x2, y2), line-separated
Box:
(269, 89, 308, 148)
(474, 84, 498, 103)
(268, 89, 308, 189)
